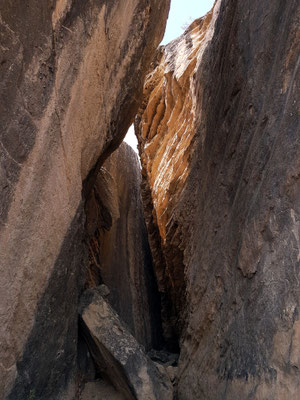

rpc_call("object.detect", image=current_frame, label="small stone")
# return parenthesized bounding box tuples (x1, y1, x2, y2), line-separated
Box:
(96, 284, 110, 298)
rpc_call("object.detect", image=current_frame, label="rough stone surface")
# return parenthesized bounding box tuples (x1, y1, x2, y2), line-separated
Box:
(80, 380, 125, 400)
(136, 9, 218, 346)
(79, 289, 173, 400)
(136, 0, 300, 398)
(86, 143, 162, 350)
(0, 1, 170, 398)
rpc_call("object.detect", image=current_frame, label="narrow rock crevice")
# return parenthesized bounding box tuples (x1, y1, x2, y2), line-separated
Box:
(1, 0, 299, 399)
(83, 143, 164, 351)
(135, 10, 218, 349)
(135, 0, 300, 398)
(78, 143, 177, 399)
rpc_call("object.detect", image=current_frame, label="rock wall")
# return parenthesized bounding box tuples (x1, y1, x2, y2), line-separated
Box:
(136, 0, 300, 398)
(136, 8, 219, 346)
(86, 143, 162, 350)
(0, 1, 170, 399)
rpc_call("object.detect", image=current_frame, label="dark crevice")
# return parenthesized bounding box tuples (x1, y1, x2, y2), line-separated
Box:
(81, 134, 169, 354)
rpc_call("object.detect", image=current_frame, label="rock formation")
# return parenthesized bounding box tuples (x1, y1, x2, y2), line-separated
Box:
(1, 0, 300, 398)
(79, 288, 173, 400)
(85, 143, 162, 350)
(136, 8, 219, 347)
(136, 0, 300, 398)
(0, 1, 170, 399)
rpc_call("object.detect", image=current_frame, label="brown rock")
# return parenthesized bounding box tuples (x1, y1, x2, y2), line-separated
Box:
(136, 6, 219, 347)
(80, 380, 125, 400)
(0, 1, 170, 399)
(86, 143, 162, 350)
(136, 0, 300, 398)
(79, 288, 173, 400)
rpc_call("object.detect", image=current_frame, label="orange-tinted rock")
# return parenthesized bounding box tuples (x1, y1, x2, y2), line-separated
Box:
(137, 12, 215, 244)
(136, 7, 220, 345)
(136, 0, 300, 398)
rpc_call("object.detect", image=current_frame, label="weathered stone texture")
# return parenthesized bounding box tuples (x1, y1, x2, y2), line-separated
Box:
(136, 0, 300, 398)
(136, 7, 219, 346)
(0, 1, 170, 398)
(86, 143, 162, 350)
(79, 288, 173, 400)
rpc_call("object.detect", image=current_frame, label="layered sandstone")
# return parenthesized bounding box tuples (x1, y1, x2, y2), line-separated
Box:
(136, 0, 300, 398)
(136, 6, 219, 346)
(0, 1, 170, 399)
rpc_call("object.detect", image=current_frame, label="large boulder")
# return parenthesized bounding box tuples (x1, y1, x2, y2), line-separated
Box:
(0, 1, 170, 398)
(79, 288, 173, 400)
(136, 0, 300, 398)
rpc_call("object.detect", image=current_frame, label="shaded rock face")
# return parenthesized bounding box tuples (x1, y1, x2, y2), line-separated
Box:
(86, 143, 162, 350)
(0, 1, 170, 398)
(79, 288, 173, 400)
(136, 0, 300, 398)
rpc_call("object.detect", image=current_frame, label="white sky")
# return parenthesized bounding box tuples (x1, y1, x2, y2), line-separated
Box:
(124, 0, 214, 152)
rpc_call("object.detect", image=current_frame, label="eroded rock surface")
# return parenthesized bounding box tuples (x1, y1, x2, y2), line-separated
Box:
(86, 143, 162, 350)
(0, 1, 170, 398)
(79, 288, 173, 400)
(136, 0, 300, 398)
(136, 8, 219, 346)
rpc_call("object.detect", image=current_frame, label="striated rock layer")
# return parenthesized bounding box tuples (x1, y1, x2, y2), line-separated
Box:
(136, 6, 219, 347)
(136, 0, 300, 398)
(86, 143, 162, 350)
(0, 1, 170, 399)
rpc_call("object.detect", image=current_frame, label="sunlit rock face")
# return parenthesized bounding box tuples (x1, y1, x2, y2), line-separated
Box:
(136, 7, 219, 347)
(136, 0, 300, 398)
(0, 1, 170, 399)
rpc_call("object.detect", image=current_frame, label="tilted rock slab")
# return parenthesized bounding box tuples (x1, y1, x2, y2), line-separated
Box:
(86, 143, 162, 350)
(0, 1, 170, 399)
(79, 288, 173, 400)
(136, 0, 300, 398)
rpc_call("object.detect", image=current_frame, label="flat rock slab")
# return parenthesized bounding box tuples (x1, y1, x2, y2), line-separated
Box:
(79, 289, 173, 400)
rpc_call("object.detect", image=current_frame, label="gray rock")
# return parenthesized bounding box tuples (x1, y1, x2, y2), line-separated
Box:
(96, 285, 111, 298)
(79, 289, 173, 400)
